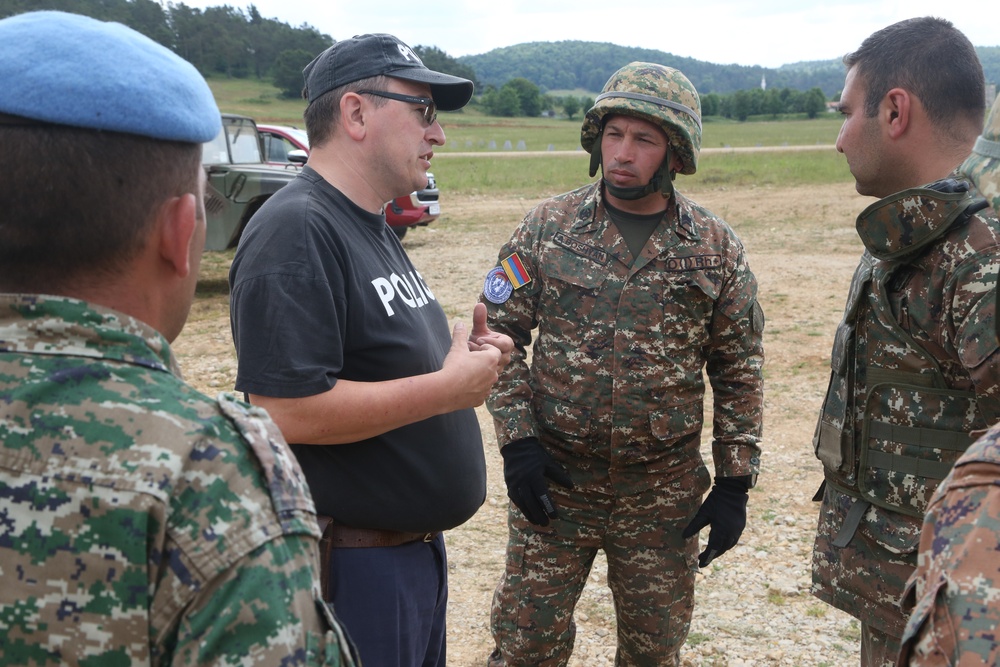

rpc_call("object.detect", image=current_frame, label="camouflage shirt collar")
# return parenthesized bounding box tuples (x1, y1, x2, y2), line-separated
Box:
(573, 182, 699, 241)
(856, 178, 984, 262)
(0, 294, 178, 375)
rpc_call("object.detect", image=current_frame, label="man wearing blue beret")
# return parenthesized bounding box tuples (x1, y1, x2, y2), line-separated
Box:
(0, 11, 356, 666)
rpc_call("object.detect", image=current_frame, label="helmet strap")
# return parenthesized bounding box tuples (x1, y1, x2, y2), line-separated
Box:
(588, 128, 603, 177)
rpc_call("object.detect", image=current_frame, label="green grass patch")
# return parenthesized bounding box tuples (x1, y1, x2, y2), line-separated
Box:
(206, 77, 307, 124)
(438, 114, 587, 153)
(685, 632, 711, 646)
(806, 605, 827, 618)
(691, 149, 852, 187)
(431, 154, 594, 198)
(432, 147, 852, 198)
(703, 116, 842, 148)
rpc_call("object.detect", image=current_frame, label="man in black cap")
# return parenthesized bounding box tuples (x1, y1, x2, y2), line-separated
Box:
(229, 33, 513, 667)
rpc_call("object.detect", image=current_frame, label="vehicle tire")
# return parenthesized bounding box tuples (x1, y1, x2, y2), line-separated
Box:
(392, 226, 408, 240)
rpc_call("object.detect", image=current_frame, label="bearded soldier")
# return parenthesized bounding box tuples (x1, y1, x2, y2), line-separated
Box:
(481, 62, 765, 666)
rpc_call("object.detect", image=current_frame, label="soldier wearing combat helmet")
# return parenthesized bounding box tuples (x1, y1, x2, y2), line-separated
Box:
(481, 61, 764, 666)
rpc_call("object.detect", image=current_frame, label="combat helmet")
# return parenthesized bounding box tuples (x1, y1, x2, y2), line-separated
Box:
(581, 62, 702, 199)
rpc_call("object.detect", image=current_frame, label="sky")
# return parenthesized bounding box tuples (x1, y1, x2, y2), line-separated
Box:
(178, 0, 999, 69)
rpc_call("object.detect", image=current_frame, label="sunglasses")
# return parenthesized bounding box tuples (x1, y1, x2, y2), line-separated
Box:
(357, 90, 438, 126)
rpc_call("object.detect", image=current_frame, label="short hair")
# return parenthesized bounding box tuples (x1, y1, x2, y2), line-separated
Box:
(303, 75, 390, 148)
(844, 17, 985, 133)
(0, 125, 201, 293)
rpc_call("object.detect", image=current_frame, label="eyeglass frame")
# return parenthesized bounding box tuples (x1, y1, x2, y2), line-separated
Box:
(356, 90, 438, 126)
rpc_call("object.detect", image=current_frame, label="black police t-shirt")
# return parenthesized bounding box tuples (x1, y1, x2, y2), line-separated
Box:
(230, 167, 486, 533)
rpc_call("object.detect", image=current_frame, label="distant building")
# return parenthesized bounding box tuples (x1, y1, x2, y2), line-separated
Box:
(761, 74, 766, 91)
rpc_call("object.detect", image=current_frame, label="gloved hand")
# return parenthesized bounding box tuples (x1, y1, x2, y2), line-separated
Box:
(501, 437, 574, 526)
(681, 476, 751, 567)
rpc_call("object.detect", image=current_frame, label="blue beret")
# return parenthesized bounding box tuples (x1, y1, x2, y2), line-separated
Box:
(0, 11, 220, 143)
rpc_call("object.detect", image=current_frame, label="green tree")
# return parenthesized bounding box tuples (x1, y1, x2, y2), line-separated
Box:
(701, 92, 720, 117)
(272, 49, 314, 98)
(764, 88, 784, 118)
(502, 77, 542, 117)
(495, 87, 521, 117)
(732, 90, 751, 121)
(562, 95, 581, 120)
(803, 87, 828, 119)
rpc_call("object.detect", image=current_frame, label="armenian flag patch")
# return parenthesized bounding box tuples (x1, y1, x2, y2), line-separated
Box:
(500, 252, 532, 289)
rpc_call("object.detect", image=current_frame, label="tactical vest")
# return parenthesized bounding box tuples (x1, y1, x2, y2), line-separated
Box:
(814, 182, 995, 523)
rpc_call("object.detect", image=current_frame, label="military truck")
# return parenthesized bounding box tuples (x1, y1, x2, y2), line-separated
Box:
(202, 114, 302, 251)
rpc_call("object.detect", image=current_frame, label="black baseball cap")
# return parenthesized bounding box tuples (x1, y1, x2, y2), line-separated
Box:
(303, 33, 474, 111)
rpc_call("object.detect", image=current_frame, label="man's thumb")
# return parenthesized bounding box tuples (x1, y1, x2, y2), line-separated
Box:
(471, 302, 489, 337)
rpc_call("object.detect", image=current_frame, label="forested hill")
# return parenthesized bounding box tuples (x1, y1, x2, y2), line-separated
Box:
(0, 0, 333, 80)
(1, 1, 996, 99)
(459, 40, 1000, 97)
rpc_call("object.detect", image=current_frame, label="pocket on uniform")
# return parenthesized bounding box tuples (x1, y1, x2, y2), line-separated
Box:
(540, 253, 606, 327)
(649, 400, 703, 441)
(533, 393, 592, 439)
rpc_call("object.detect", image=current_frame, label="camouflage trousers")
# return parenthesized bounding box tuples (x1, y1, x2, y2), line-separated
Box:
(489, 470, 705, 667)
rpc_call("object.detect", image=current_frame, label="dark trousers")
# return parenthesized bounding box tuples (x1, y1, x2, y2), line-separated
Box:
(327, 532, 448, 667)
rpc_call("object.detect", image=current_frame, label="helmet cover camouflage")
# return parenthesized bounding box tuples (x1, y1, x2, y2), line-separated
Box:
(960, 93, 1000, 213)
(581, 62, 702, 175)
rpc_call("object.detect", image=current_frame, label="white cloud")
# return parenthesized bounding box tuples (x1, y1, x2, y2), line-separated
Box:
(177, 0, 999, 68)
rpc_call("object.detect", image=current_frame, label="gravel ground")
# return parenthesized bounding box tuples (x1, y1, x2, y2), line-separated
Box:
(176, 183, 870, 666)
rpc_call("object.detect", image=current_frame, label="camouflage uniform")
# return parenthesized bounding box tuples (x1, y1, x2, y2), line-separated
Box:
(895, 422, 1000, 665)
(483, 175, 764, 665)
(811, 179, 1000, 660)
(0, 295, 357, 667)
(893, 91, 1000, 667)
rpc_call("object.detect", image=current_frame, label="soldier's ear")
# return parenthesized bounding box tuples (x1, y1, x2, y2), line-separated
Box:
(157, 193, 198, 279)
(883, 88, 911, 139)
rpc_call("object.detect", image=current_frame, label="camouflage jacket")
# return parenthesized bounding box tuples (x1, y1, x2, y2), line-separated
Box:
(812, 179, 1000, 634)
(482, 182, 763, 492)
(897, 421, 1000, 666)
(0, 295, 356, 667)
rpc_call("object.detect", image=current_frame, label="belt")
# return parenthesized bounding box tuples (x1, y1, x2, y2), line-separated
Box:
(327, 524, 437, 548)
(315, 516, 437, 601)
(316, 515, 436, 548)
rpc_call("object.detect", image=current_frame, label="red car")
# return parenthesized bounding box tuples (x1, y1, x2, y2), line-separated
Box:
(257, 124, 440, 239)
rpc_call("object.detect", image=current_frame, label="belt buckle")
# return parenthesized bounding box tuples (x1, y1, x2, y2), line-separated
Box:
(422, 532, 434, 543)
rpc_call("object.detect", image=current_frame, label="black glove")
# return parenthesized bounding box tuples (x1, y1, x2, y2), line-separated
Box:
(681, 476, 751, 567)
(501, 437, 574, 526)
